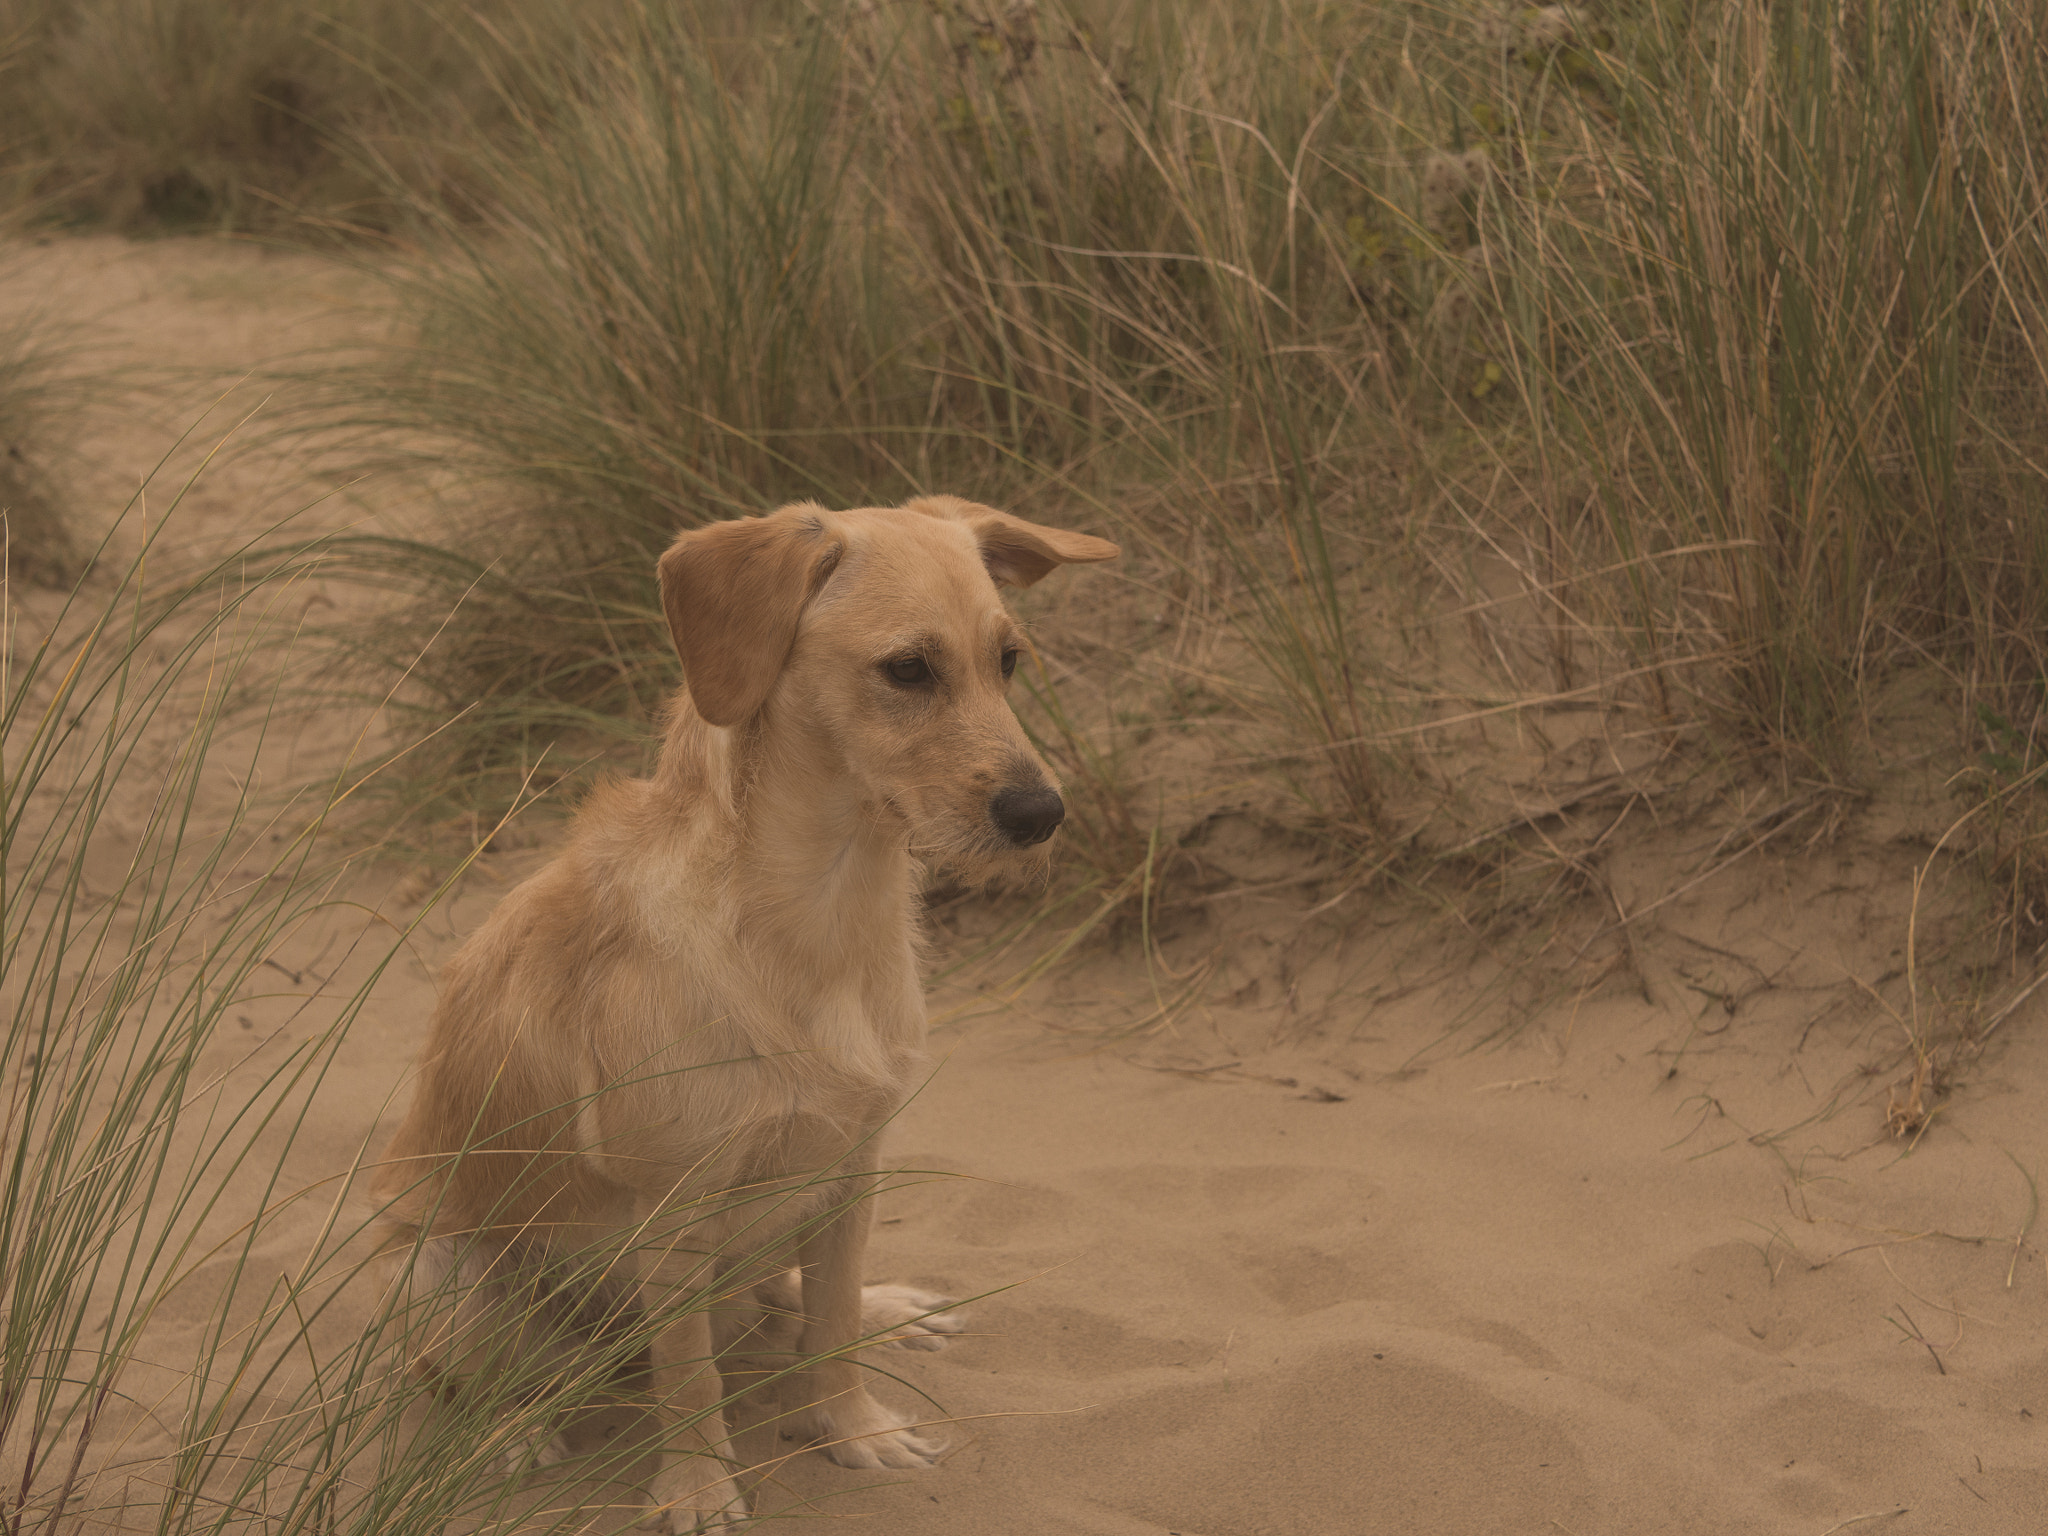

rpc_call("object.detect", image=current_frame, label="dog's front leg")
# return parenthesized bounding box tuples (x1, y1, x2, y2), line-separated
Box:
(641, 1302, 747, 1532)
(786, 1176, 944, 1469)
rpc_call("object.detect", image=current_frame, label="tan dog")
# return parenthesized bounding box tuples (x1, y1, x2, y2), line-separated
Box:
(374, 496, 1116, 1530)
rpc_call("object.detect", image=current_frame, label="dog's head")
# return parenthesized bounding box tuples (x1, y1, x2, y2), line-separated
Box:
(657, 496, 1117, 882)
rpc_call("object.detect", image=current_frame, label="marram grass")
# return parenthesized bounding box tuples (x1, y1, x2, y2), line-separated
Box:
(282, 0, 2048, 882)
(13, 0, 2044, 918)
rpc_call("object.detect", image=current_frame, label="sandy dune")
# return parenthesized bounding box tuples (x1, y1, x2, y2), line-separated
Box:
(5, 236, 2043, 1536)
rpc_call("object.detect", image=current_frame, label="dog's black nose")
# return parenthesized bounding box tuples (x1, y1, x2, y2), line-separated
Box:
(990, 786, 1065, 847)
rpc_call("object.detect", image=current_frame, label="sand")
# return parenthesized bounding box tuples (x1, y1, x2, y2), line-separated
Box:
(4, 235, 2043, 1536)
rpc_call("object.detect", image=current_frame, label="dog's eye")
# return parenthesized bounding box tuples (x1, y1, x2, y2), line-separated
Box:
(1000, 648, 1018, 680)
(885, 656, 931, 686)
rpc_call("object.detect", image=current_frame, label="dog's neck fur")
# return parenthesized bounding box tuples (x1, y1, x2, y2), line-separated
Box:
(656, 695, 919, 986)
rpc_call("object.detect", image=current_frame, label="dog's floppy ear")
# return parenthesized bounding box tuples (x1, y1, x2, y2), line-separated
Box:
(907, 495, 1119, 587)
(657, 505, 843, 726)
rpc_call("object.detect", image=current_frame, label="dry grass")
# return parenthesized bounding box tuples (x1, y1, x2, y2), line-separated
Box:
(9, 0, 2048, 933)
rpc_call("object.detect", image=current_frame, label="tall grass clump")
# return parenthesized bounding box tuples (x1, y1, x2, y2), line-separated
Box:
(868, 5, 1407, 845)
(295, 0, 916, 829)
(301, 1, 1473, 853)
(1468, 0, 2048, 769)
(0, 487, 469, 1528)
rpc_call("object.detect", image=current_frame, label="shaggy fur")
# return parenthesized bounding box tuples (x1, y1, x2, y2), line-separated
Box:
(374, 496, 1116, 1530)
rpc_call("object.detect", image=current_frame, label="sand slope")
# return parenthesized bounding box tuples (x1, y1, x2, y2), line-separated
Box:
(799, 987, 2046, 1534)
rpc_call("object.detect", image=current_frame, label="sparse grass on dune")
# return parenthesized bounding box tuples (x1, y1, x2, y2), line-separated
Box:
(17, 0, 2042, 960)
(279, 0, 1477, 862)
(0, 468, 487, 1532)
(274, 1, 2048, 916)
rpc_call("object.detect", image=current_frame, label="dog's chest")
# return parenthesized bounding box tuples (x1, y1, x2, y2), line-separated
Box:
(712, 1078, 913, 1217)
(750, 976, 920, 1133)
(795, 974, 919, 1078)
(774, 975, 918, 1101)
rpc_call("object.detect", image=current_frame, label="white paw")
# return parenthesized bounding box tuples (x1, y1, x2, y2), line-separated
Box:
(641, 1460, 747, 1532)
(860, 1283, 965, 1352)
(795, 1393, 945, 1470)
(822, 1422, 945, 1470)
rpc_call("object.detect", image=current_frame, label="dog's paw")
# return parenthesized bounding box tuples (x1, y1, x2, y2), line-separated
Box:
(794, 1392, 945, 1470)
(860, 1283, 965, 1352)
(640, 1460, 747, 1532)
(823, 1421, 945, 1470)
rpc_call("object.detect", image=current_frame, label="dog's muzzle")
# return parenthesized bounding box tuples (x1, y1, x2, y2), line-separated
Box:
(990, 786, 1065, 848)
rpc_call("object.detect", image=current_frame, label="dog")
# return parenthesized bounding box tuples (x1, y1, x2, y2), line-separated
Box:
(373, 495, 1117, 1530)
